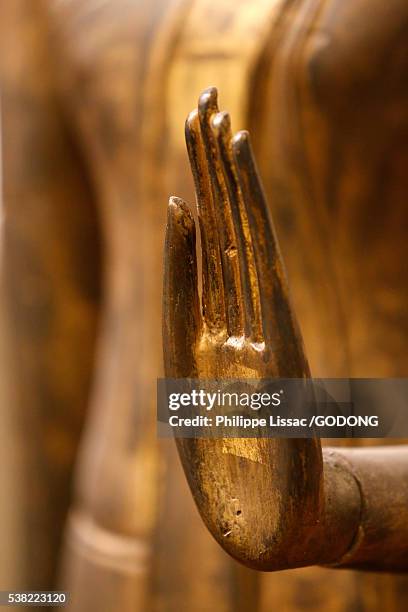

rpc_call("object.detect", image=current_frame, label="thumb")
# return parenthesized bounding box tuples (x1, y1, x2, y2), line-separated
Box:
(162, 196, 200, 377)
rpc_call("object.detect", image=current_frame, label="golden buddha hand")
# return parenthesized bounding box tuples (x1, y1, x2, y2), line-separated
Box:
(162, 87, 327, 570)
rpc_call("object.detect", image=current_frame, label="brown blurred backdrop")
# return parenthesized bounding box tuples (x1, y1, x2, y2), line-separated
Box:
(0, 0, 407, 611)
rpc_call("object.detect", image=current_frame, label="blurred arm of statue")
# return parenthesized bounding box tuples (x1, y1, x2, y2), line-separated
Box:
(0, 0, 101, 591)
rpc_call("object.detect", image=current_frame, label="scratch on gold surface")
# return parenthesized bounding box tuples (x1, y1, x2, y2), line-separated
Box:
(221, 439, 264, 463)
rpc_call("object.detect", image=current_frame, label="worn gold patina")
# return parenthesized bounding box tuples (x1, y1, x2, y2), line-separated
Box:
(163, 88, 408, 572)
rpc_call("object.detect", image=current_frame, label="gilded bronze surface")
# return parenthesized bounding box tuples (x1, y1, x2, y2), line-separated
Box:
(163, 88, 408, 573)
(0, 0, 406, 609)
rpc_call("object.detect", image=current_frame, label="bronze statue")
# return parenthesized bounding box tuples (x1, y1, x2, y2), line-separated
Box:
(0, 0, 406, 609)
(163, 87, 408, 573)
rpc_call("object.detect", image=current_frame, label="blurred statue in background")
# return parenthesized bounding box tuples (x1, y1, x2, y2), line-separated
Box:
(0, 0, 407, 610)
